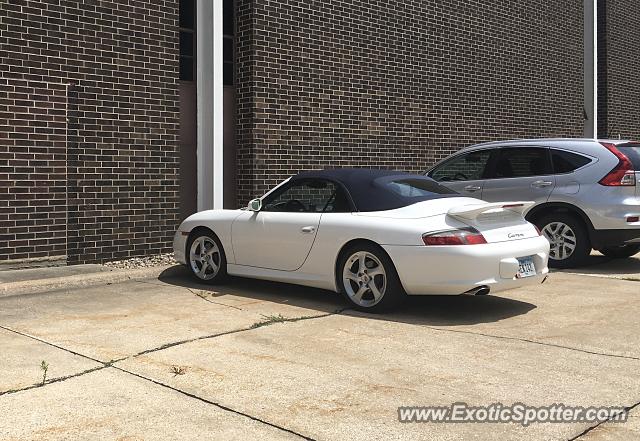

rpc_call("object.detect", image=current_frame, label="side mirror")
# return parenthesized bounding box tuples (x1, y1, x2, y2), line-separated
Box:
(248, 198, 262, 212)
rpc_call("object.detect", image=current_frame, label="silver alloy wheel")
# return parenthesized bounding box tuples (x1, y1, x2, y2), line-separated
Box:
(542, 222, 577, 261)
(189, 236, 221, 281)
(342, 251, 387, 308)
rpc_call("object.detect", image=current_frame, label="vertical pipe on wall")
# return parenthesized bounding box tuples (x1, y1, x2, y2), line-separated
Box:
(196, 0, 225, 210)
(584, 0, 598, 139)
(212, 0, 224, 209)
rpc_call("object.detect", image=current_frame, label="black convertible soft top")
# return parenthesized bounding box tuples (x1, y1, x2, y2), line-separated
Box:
(290, 168, 458, 212)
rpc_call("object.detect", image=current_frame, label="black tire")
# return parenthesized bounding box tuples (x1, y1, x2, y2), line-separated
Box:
(337, 242, 406, 312)
(599, 244, 640, 259)
(535, 213, 591, 269)
(186, 229, 228, 284)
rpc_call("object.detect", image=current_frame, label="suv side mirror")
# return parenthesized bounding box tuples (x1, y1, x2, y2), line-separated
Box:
(247, 198, 262, 212)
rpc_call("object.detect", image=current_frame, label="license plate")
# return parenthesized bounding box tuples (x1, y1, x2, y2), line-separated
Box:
(517, 257, 536, 278)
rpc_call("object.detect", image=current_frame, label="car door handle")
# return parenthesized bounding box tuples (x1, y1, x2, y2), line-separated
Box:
(301, 226, 316, 234)
(463, 185, 482, 192)
(531, 180, 553, 188)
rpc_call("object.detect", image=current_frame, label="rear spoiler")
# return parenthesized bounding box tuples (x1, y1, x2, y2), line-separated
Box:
(447, 201, 535, 221)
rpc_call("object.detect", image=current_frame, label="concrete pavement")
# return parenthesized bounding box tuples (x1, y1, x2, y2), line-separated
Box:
(1, 257, 639, 440)
(561, 250, 640, 282)
(0, 368, 297, 441)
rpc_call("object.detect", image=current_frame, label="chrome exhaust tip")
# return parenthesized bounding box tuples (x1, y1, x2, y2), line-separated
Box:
(463, 286, 491, 296)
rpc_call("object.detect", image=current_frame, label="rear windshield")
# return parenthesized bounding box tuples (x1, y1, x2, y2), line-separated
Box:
(619, 143, 640, 169)
(385, 178, 458, 197)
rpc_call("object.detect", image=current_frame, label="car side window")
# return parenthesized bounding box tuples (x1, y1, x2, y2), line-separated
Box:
(430, 150, 492, 182)
(323, 186, 352, 213)
(262, 179, 340, 213)
(492, 147, 552, 179)
(551, 149, 592, 174)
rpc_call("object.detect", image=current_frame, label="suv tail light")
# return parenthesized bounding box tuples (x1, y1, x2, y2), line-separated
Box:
(599, 142, 636, 187)
(422, 228, 487, 246)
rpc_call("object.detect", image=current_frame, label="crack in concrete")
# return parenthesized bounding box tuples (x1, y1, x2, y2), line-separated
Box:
(130, 309, 344, 359)
(134, 279, 247, 311)
(188, 287, 245, 311)
(0, 325, 107, 365)
(0, 365, 110, 397)
(0, 325, 116, 396)
(568, 399, 640, 441)
(249, 312, 334, 329)
(111, 364, 316, 440)
(619, 277, 640, 283)
(420, 325, 640, 362)
(5, 304, 637, 439)
(0, 310, 343, 439)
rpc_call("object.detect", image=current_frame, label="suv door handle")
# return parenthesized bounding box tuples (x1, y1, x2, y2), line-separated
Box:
(531, 180, 553, 188)
(301, 226, 316, 234)
(463, 185, 482, 192)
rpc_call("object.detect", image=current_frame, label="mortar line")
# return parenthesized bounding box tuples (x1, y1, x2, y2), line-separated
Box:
(568, 399, 640, 441)
(419, 325, 640, 361)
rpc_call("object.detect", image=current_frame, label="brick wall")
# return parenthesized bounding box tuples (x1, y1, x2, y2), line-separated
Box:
(1, 0, 180, 263)
(598, 0, 640, 139)
(236, 0, 585, 204)
(0, 79, 68, 260)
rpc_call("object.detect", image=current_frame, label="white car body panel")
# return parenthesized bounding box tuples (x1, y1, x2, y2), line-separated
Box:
(385, 238, 549, 295)
(231, 211, 322, 271)
(174, 196, 550, 296)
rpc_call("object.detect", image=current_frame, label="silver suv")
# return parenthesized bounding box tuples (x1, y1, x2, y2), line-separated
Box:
(426, 139, 640, 268)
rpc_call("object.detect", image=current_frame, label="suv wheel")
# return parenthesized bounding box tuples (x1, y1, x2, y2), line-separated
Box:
(599, 244, 640, 259)
(536, 213, 591, 269)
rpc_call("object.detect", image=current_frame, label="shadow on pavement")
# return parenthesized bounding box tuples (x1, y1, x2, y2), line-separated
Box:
(364, 294, 535, 326)
(558, 253, 640, 276)
(159, 266, 536, 327)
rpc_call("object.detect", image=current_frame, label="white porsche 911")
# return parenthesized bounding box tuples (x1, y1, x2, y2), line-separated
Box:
(173, 169, 550, 311)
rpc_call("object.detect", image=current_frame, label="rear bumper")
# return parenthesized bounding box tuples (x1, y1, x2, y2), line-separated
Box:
(591, 228, 640, 249)
(383, 236, 550, 296)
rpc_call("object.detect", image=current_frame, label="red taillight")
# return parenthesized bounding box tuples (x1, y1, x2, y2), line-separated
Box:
(422, 228, 487, 246)
(599, 142, 636, 187)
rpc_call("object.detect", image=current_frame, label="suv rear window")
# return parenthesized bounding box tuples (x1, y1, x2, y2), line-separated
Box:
(551, 149, 592, 173)
(618, 143, 640, 169)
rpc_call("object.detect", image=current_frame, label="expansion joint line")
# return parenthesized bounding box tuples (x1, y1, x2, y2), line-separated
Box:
(0, 309, 344, 438)
(420, 325, 640, 362)
(568, 399, 640, 441)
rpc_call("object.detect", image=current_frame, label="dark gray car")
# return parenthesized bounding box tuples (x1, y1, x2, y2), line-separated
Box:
(426, 139, 640, 268)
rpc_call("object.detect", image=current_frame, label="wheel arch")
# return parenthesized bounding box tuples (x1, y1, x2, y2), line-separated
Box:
(184, 225, 229, 282)
(526, 202, 595, 236)
(333, 238, 401, 293)
(186, 226, 223, 259)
